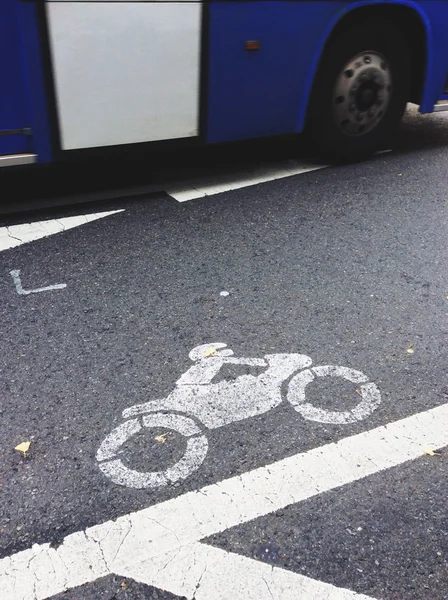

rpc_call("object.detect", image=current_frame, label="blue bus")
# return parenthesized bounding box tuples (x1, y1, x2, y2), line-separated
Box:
(2, 0, 448, 169)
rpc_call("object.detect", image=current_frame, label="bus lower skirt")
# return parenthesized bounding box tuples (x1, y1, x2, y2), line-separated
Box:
(0, 154, 36, 167)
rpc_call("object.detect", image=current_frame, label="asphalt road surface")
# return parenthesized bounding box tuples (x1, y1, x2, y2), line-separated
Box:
(0, 106, 447, 600)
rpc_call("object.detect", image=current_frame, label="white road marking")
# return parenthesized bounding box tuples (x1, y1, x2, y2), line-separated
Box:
(97, 343, 381, 489)
(165, 149, 395, 202)
(166, 160, 327, 202)
(1, 402, 447, 599)
(9, 269, 67, 295)
(288, 365, 382, 424)
(98, 413, 209, 489)
(120, 541, 374, 600)
(0, 210, 124, 253)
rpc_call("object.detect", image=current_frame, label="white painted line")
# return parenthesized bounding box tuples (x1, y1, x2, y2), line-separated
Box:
(163, 186, 206, 202)
(375, 149, 393, 155)
(166, 160, 327, 202)
(120, 541, 374, 600)
(0, 210, 124, 253)
(1, 402, 447, 599)
(166, 150, 395, 202)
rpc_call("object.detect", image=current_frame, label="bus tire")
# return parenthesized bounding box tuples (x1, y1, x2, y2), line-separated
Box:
(308, 18, 410, 162)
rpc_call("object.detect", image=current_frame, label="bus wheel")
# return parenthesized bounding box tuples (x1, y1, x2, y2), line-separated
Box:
(308, 18, 410, 162)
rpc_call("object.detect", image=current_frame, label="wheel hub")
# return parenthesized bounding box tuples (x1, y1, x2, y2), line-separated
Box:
(333, 51, 392, 136)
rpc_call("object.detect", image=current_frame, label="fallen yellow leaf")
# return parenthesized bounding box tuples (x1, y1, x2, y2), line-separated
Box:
(155, 433, 169, 443)
(15, 441, 31, 455)
(424, 448, 441, 456)
(203, 347, 217, 357)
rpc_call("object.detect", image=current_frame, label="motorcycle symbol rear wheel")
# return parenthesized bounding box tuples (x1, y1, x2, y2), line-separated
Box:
(97, 412, 208, 489)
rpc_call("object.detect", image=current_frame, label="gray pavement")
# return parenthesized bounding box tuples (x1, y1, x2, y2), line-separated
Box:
(0, 107, 447, 599)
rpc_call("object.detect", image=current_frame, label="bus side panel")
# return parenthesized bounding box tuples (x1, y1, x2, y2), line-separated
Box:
(46, 1, 202, 151)
(0, 135, 30, 159)
(413, 1, 448, 108)
(0, 0, 32, 156)
(18, 2, 54, 163)
(206, 1, 346, 144)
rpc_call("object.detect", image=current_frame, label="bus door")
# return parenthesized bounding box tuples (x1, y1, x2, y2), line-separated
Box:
(0, 0, 32, 160)
(45, 1, 202, 151)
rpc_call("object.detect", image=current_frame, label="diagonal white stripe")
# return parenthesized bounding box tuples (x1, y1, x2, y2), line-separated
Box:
(1, 403, 446, 599)
(166, 160, 327, 202)
(0, 210, 124, 253)
(118, 541, 375, 599)
(165, 149, 392, 202)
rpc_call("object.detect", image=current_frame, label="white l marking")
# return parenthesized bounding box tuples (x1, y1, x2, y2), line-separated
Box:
(10, 269, 66, 295)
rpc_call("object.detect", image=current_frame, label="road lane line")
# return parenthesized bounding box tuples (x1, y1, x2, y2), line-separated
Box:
(120, 541, 374, 599)
(0, 210, 124, 253)
(164, 150, 392, 202)
(1, 402, 447, 599)
(166, 160, 327, 202)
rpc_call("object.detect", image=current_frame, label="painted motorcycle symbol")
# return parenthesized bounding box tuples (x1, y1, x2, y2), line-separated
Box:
(97, 343, 381, 489)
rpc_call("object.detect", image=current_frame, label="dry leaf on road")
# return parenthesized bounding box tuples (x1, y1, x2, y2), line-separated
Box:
(203, 347, 217, 357)
(15, 441, 31, 456)
(424, 448, 441, 456)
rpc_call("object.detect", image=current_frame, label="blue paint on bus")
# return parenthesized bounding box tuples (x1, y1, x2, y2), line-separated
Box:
(413, 0, 448, 109)
(206, 1, 346, 144)
(2, 0, 448, 164)
(206, 0, 448, 144)
(0, 0, 30, 155)
(17, 2, 54, 163)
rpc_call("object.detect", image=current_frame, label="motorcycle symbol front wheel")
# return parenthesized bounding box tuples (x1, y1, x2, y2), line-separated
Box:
(287, 365, 381, 424)
(96, 412, 208, 489)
